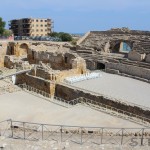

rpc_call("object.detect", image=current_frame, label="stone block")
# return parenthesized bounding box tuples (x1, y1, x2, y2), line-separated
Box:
(145, 54, 150, 63)
(128, 51, 146, 61)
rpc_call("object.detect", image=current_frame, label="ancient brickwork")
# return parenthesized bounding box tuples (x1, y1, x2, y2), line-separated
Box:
(55, 84, 150, 120)
(78, 28, 150, 54)
(106, 62, 150, 81)
(0, 41, 8, 67)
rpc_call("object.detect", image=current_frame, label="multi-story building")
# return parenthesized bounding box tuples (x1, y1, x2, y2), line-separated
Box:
(9, 18, 54, 36)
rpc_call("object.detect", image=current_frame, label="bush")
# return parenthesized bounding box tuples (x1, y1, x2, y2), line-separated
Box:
(49, 32, 72, 42)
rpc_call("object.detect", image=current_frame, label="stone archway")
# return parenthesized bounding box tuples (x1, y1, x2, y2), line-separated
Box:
(110, 41, 132, 53)
(19, 43, 29, 56)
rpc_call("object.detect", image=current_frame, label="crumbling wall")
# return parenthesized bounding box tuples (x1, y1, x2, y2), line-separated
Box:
(0, 42, 8, 67)
(28, 49, 76, 70)
(106, 62, 150, 80)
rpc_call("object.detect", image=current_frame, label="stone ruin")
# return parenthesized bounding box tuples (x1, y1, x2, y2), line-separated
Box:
(76, 28, 150, 82)
(0, 28, 150, 125)
(0, 41, 87, 96)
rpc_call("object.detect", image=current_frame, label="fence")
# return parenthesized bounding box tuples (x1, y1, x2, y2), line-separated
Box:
(0, 119, 150, 148)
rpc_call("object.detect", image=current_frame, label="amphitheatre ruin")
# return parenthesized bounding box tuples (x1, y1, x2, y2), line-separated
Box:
(0, 28, 150, 149)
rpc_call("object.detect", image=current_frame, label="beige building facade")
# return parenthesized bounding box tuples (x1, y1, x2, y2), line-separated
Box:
(9, 18, 53, 36)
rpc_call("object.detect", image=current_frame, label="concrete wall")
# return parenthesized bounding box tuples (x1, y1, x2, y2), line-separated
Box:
(55, 84, 150, 120)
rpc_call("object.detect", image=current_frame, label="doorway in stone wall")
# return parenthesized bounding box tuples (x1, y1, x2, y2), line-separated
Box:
(19, 43, 29, 55)
(97, 62, 105, 70)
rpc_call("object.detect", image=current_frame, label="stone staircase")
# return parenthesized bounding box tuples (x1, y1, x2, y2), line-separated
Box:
(76, 31, 91, 46)
(133, 39, 150, 54)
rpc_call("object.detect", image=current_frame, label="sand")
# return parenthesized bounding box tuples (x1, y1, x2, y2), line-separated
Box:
(72, 71, 150, 108)
(0, 90, 143, 128)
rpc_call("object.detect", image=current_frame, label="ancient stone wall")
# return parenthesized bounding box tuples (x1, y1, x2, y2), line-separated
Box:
(28, 49, 76, 70)
(55, 84, 150, 119)
(0, 41, 8, 67)
(7, 42, 29, 56)
(78, 29, 150, 54)
(106, 62, 150, 80)
(16, 73, 52, 94)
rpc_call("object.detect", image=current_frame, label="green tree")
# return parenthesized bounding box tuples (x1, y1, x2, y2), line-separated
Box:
(60, 33, 72, 41)
(58, 32, 72, 41)
(48, 32, 59, 37)
(49, 32, 73, 42)
(3, 29, 13, 37)
(0, 17, 6, 36)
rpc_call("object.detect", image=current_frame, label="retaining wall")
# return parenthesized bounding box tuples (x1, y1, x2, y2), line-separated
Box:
(55, 84, 150, 120)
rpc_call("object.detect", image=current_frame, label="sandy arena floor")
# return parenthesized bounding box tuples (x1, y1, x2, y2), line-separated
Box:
(72, 71, 150, 108)
(0, 90, 144, 128)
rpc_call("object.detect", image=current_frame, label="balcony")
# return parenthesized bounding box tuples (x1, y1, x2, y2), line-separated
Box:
(22, 19, 32, 24)
(22, 25, 31, 29)
(22, 29, 31, 33)
(9, 20, 18, 25)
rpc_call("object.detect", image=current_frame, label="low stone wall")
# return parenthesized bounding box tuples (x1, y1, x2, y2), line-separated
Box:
(16, 73, 52, 94)
(106, 62, 150, 80)
(55, 84, 150, 120)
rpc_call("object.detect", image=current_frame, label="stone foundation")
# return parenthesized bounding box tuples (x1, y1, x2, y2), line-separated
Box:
(55, 84, 150, 120)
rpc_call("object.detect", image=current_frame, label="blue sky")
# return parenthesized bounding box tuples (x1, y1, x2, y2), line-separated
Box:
(0, 0, 150, 33)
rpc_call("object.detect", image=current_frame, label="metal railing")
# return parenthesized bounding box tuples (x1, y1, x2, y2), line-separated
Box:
(0, 119, 150, 147)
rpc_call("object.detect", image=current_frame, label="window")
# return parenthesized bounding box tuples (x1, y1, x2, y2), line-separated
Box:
(41, 24, 43, 27)
(41, 29, 43, 32)
(45, 25, 47, 27)
(45, 20, 47, 22)
(36, 20, 38, 22)
(32, 29, 34, 32)
(36, 29, 38, 32)
(45, 29, 47, 32)
(41, 20, 43, 22)
(36, 25, 38, 27)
